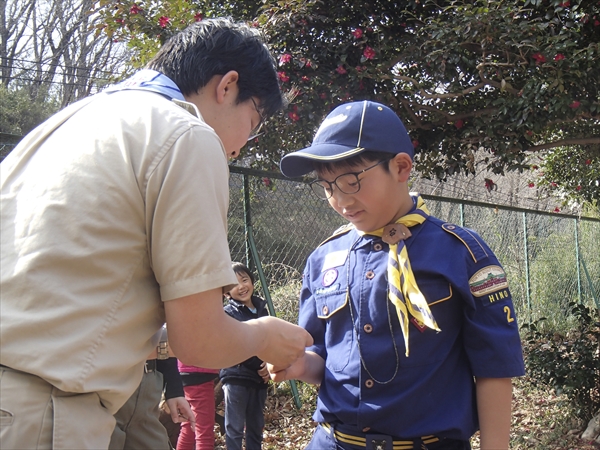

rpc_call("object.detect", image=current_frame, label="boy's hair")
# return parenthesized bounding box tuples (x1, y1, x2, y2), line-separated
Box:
(231, 262, 255, 285)
(312, 151, 394, 175)
(146, 17, 284, 117)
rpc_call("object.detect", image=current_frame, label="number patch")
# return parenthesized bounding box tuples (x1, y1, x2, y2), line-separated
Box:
(504, 306, 515, 323)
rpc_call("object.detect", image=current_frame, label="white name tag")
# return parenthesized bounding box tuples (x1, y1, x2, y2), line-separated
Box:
(321, 250, 348, 272)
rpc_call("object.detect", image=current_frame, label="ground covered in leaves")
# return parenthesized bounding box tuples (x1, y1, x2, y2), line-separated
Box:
(212, 376, 598, 450)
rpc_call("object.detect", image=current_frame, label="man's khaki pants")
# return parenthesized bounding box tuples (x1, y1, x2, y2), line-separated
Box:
(0, 366, 115, 449)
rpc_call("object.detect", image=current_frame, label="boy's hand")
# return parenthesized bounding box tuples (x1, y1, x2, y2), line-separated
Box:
(252, 316, 313, 369)
(267, 356, 305, 382)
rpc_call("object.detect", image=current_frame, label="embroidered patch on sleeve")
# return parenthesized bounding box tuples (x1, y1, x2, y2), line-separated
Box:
(469, 265, 509, 297)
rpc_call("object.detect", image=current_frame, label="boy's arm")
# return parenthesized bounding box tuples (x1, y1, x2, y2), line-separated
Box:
(165, 288, 313, 369)
(476, 377, 513, 450)
(267, 350, 325, 385)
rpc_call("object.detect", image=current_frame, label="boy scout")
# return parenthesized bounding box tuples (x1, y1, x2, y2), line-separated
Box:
(273, 101, 525, 449)
(0, 18, 311, 449)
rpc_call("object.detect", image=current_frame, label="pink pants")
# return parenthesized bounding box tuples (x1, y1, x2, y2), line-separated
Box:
(176, 382, 215, 450)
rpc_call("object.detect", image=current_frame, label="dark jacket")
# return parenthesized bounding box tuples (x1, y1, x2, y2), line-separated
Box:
(219, 295, 269, 388)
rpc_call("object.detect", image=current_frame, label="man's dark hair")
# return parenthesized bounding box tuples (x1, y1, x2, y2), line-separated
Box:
(146, 17, 284, 117)
(231, 262, 255, 285)
(312, 151, 394, 175)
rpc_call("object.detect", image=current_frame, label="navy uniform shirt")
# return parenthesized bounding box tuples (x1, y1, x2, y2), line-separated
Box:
(299, 200, 525, 441)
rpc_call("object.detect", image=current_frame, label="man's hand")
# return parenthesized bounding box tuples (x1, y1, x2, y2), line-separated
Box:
(165, 397, 195, 424)
(251, 316, 313, 369)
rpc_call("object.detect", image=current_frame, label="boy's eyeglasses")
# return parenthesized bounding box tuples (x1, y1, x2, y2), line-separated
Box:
(308, 159, 388, 200)
(248, 97, 265, 141)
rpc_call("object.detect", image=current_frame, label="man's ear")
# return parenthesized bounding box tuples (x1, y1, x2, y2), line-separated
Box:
(390, 153, 413, 183)
(215, 70, 239, 104)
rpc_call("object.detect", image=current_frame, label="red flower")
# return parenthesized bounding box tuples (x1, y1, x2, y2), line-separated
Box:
(288, 112, 300, 122)
(531, 165, 538, 170)
(528, 182, 535, 188)
(559, 1, 570, 6)
(553, 207, 561, 213)
(569, 101, 581, 109)
(194, 13, 203, 22)
(595, 20, 600, 26)
(279, 54, 292, 64)
(412, 140, 419, 148)
(130, 4, 141, 14)
(262, 177, 272, 187)
(352, 28, 363, 39)
(319, 92, 327, 99)
(363, 46, 376, 60)
(336, 65, 347, 75)
(158, 16, 170, 28)
(576, 185, 582, 191)
(551, 182, 557, 187)
(305, 60, 312, 68)
(585, 159, 592, 165)
(115, 18, 124, 24)
(554, 54, 565, 61)
(531, 53, 546, 64)
(454, 119, 464, 129)
(301, 76, 310, 82)
(278, 71, 290, 83)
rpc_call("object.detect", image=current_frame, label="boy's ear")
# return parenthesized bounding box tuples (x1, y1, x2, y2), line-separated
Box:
(215, 70, 240, 104)
(390, 153, 413, 183)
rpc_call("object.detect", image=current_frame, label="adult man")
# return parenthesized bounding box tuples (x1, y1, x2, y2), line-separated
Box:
(0, 17, 311, 449)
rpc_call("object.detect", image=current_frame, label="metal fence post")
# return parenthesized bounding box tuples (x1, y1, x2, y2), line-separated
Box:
(522, 212, 532, 323)
(574, 219, 582, 304)
(459, 202, 465, 227)
(243, 174, 252, 271)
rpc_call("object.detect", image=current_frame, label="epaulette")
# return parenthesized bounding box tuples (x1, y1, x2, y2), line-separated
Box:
(439, 223, 489, 263)
(317, 223, 354, 248)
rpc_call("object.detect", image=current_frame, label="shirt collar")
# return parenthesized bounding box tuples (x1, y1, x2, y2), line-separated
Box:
(103, 69, 185, 101)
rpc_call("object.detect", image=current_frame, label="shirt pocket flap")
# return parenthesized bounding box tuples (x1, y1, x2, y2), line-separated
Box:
(418, 280, 453, 306)
(315, 292, 348, 319)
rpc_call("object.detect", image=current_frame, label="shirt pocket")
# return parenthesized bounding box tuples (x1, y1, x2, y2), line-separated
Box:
(401, 279, 458, 367)
(315, 292, 353, 372)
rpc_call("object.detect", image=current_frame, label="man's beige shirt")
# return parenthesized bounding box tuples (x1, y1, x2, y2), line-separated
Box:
(0, 89, 237, 413)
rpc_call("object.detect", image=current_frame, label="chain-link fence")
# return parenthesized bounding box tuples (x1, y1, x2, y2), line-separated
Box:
(2, 141, 598, 330)
(229, 166, 600, 332)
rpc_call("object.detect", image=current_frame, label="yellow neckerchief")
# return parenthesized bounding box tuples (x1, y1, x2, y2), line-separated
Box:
(357, 195, 440, 356)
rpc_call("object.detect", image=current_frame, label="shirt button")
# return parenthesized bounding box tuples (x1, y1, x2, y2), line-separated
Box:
(366, 271, 375, 279)
(365, 379, 374, 388)
(362, 427, 371, 432)
(373, 243, 383, 251)
(363, 324, 373, 333)
(322, 305, 329, 315)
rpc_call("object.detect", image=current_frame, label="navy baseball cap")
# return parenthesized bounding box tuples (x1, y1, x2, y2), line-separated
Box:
(280, 100, 413, 178)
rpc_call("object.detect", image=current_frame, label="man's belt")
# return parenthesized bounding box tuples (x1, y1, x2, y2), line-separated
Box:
(321, 422, 440, 450)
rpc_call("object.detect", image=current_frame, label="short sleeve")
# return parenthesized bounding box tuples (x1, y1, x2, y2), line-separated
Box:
(146, 125, 237, 301)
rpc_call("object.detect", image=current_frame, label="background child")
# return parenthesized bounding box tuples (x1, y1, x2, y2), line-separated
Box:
(176, 361, 219, 450)
(220, 262, 270, 450)
(274, 100, 525, 450)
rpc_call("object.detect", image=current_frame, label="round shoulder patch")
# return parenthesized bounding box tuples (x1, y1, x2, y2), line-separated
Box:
(469, 265, 509, 297)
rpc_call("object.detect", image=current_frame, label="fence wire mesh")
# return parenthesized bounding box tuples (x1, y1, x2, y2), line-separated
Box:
(229, 166, 600, 331)
(1, 140, 597, 331)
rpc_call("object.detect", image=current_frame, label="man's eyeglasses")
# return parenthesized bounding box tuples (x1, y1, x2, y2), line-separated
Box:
(248, 97, 265, 141)
(308, 159, 389, 200)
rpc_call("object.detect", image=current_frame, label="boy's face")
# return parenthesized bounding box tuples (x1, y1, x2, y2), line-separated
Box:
(317, 156, 412, 232)
(228, 271, 254, 307)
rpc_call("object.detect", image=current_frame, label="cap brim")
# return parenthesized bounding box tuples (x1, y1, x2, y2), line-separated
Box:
(280, 143, 365, 178)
